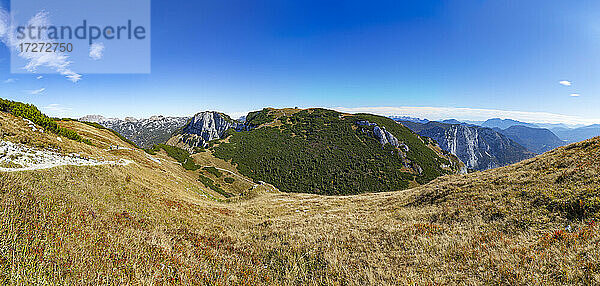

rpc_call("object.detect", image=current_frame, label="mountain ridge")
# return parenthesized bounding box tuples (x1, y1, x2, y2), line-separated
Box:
(80, 114, 190, 148)
(496, 125, 565, 154)
(172, 107, 466, 195)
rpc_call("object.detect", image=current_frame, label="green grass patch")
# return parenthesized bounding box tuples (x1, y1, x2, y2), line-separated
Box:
(198, 174, 232, 197)
(145, 144, 201, 171)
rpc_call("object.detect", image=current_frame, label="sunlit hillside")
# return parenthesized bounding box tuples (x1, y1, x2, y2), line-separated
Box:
(1, 106, 599, 285)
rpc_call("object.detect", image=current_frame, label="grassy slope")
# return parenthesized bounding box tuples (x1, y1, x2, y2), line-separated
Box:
(213, 108, 459, 195)
(2, 110, 600, 284)
(0, 98, 90, 144)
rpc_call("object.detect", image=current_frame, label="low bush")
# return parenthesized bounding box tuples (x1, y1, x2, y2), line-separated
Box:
(198, 174, 232, 197)
(203, 166, 222, 178)
(0, 98, 91, 145)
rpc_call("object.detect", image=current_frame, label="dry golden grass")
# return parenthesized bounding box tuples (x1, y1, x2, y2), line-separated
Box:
(1, 112, 600, 285)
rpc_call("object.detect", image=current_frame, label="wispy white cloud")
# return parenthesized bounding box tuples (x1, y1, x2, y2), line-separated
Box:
(36, 75, 43, 80)
(559, 80, 572, 86)
(26, 88, 46, 95)
(569, 93, 581, 97)
(89, 43, 105, 60)
(3, 78, 16, 83)
(334, 106, 600, 125)
(0, 7, 8, 38)
(43, 103, 72, 114)
(0, 8, 82, 82)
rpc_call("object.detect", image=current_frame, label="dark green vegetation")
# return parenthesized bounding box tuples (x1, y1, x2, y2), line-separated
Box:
(198, 174, 231, 197)
(0, 98, 90, 144)
(203, 166, 222, 177)
(245, 108, 276, 127)
(193, 146, 206, 153)
(213, 108, 457, 195)
(80, 121, 139, 149)
(145, 144, 200, 171)
(224, 177, 235, 184)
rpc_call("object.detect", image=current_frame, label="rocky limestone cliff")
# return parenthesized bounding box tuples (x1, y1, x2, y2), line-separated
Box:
(399, 121, 534, 171)
(167, 111, 245, 152)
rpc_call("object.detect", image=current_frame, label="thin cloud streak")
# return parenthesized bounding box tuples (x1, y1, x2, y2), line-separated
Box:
(26, 88, 46, 95)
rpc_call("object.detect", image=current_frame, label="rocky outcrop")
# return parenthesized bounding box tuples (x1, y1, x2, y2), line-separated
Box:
(356, 120, 426, 173)
(356, 120, 410, 152)
(167, 112, 245, 152)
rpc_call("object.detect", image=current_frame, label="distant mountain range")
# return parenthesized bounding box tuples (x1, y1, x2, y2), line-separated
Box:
(495, 125, 565, 154)
(551, 124, 600, 144)
(79, 115, 189, 148)
(398, 117, 597, 155)
(398, 120, 534, 171)
(479, 118, 538, 129)
(471, 118, 599, 148)
(79, 109, 599, 177)
(389, 116, 429, 124)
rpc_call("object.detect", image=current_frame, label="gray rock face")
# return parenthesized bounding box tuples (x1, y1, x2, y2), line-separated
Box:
(357, 120, 409, 152)
(182, 112, 245, 142)
(168, 112, 246, 152)
(374, 126, 399, 147)
(399, 121, 534, 171)
(80, 115, 189, 148)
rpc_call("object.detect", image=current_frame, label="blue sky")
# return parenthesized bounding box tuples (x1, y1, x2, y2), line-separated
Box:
(1, 0, 600, 124)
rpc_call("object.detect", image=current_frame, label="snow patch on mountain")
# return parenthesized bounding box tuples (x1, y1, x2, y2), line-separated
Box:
(80, 115, 190, 148)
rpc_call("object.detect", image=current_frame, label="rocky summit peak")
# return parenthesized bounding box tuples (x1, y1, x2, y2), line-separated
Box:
(148, 115, 165, 121)
(167, 111, 245, 152)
